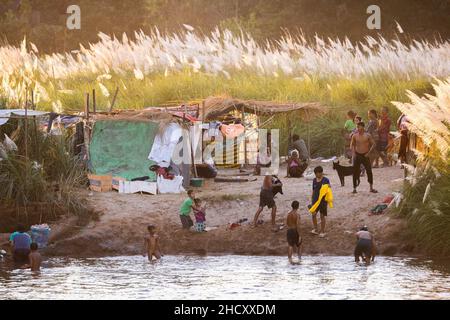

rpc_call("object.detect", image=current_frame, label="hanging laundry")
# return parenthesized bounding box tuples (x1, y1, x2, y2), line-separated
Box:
(220, 123, 245, 138)
(148, 123, 183, 167)
(208, 121, 221, 137)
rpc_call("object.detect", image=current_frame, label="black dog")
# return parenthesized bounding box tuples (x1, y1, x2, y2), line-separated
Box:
(271, 175, 283, 196)
(333, 161, 359, 187)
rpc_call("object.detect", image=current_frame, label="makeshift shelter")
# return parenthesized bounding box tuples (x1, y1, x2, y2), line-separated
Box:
(84, 108, 198, 193)
(197, 96, 326, 166)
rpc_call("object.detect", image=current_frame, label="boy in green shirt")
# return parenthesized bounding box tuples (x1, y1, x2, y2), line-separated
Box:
(180, 190, 195, 229)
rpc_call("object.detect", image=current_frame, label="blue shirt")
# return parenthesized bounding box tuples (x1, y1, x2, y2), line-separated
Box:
(312, 177, 330, 204)
(12, 232, 32, 250)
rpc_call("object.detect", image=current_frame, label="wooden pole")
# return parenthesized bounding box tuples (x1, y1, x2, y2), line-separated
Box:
(109, 87, 119, 113)
(201, 100, 205, 121)
(24, 89, 28, 161)
(84, 93, 90, 120)
(92, 89, 96, 113)
(242, 106, 247, 165)
(185, 104, 198, 178)
(31, 89, 35, 110)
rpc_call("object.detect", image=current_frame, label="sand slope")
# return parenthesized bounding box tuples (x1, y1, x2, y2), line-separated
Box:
(47, 161, 415, 257)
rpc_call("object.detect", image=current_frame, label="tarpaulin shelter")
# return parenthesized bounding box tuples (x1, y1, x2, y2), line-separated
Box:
(84, 108, 198, 191)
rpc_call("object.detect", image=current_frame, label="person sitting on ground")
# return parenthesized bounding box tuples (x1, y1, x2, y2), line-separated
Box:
(286, 150, 307, 178)
(193, 198, 207, 232)
(308, 166, 333, 238)
(28, 243, 42, 272)
(143, 225, 162, 261)
(354, 226, 375, 265)
(10, 224, 32, 265)
(350, 122, 378, 194)
(253, 175, 277, 231)
(179, 190, 196, 230)
(286, 201, 303, 263)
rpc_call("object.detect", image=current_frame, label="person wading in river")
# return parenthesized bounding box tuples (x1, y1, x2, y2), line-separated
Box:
(286, 201, 302, 263)
(350, 122, 378, 194)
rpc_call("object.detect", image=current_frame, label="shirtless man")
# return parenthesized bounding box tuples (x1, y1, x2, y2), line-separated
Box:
(253, 175, 277, 230)
(350, 122, 377, 194)
(143, 225, 162, 261)
(286, 201, 302, 263)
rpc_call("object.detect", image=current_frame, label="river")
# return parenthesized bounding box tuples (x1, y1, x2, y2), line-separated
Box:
(1, 255, 450, 299)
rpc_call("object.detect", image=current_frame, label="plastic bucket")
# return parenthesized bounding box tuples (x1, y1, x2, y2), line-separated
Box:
(190, 178, 204, 187)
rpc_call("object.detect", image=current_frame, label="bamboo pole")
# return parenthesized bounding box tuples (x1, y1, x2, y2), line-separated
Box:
(92, 89, 96, 113)
(109, 87, 119, 113)
(84, 93, 90, 120)
(24, 89, 28, 161)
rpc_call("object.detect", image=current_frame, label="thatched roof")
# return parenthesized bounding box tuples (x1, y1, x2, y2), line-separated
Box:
(202, 96, 325, 121)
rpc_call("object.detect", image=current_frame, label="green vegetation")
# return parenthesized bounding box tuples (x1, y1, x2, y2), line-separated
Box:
(0, 119, 89, 229)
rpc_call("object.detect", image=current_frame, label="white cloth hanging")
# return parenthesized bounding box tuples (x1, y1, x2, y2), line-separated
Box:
(148, 123, 183, 168)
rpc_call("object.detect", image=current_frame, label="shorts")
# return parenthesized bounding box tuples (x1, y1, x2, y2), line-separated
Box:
(13, 249, 30, 264)
(259, 189, 275, 209)
(287, 229, 302, 247)
(195, 222, 206, 232)
(312, 202, 327, 216)
(354, 239, 372, 257)
(180, 215, 193, 229)
(377, 140, 388, 152)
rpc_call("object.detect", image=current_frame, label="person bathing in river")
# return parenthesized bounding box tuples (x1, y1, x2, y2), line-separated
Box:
(308, 166, 333, 238)
(286, 201, 302, 263)
(350, 122, 378, 194)
(143, 225, 161, 261)
(10, 224, 32, 265)
(253, 175, 278, 231)
(193, 198, 207, 232)
(355, 226, 375, 265)
(28, 243, 42, 272)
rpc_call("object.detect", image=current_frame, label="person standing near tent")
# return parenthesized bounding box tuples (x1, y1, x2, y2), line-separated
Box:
(179, 190, 196, 229)
(343, 110, 357, 159)
(253, 175, 277, 231)
(350, 122, 378, 194)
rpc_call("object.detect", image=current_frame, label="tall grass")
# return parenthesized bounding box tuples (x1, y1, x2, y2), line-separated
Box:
(393, 78, 450, 256)
(0, 121, 89, 227)
(0, 28, 448, 110)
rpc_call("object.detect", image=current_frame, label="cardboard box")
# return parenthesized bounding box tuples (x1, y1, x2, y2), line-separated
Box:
(88, 174, 112, 192)
(112, 176, 126, 191)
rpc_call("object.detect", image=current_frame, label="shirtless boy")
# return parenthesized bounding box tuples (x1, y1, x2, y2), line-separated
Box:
(350, 122, 378, 194)
(28, 243, 42, 271)
(286, 201, 302, 263)
(143, 225, 162, 261)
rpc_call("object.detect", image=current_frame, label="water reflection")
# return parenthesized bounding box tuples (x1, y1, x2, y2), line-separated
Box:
(1, 255, 450, 300)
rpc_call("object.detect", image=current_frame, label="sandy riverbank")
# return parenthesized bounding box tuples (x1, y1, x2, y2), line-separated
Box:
(36, 160, 420, 258)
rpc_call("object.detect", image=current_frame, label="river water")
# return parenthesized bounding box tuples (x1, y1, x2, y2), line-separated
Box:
(1, 255, 450, 300)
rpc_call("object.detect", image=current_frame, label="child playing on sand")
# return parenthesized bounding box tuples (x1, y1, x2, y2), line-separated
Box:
(143, 225, 161, 261)
(308, 166, 333, 238)
(286, 201, 302, 263)
(28, 243, 42, 271)
(179, 190, 195, 229)
(193, 198, 207, 232)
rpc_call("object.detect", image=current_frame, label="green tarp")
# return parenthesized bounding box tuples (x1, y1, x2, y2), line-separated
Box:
(89, 120, 158, 181)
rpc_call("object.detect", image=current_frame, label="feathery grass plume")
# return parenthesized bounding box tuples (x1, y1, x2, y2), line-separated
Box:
(392, 77, 450, 162)
(393, 78, 450, 257)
